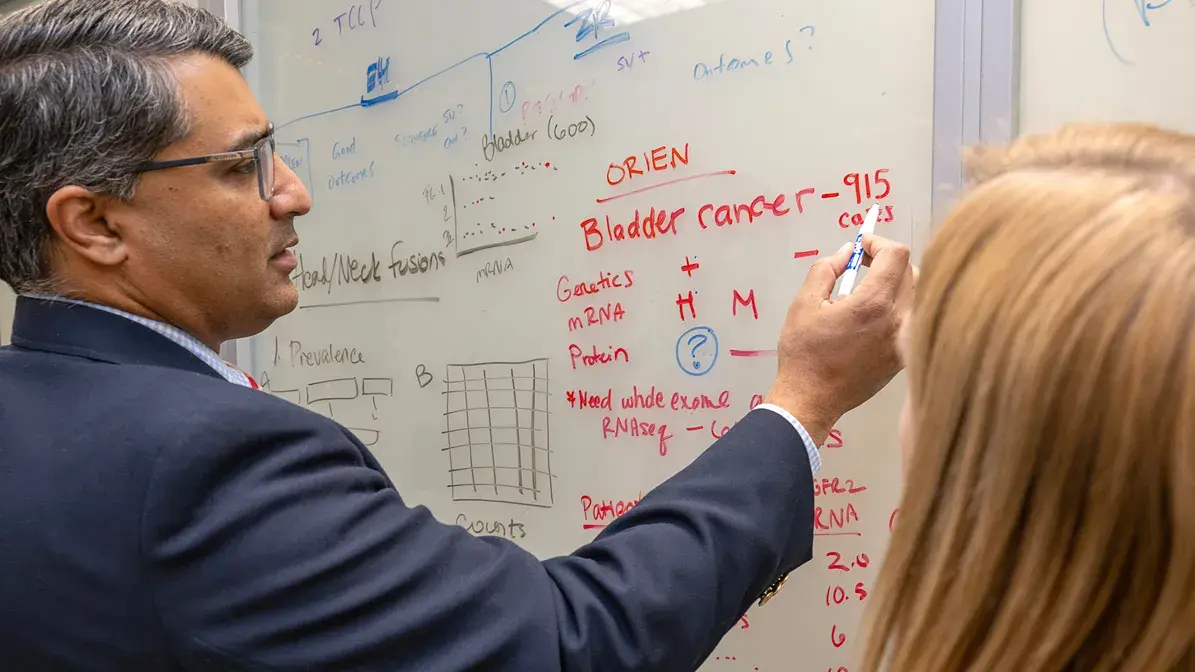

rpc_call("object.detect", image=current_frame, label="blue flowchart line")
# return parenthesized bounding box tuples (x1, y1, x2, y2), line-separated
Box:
(276, 0, 591, 134)
(574, 32, 630, 60)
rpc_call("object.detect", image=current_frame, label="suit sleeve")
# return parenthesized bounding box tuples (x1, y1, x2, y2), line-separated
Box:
(142, 402, 814, 672)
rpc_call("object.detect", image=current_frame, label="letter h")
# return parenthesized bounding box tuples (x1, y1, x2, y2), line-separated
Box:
(676, 290, 697, 321)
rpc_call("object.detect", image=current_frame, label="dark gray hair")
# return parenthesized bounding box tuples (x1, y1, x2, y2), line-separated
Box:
(0, 0, 252, 292)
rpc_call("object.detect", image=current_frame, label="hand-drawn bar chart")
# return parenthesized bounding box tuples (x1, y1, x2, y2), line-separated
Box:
(443, 358, 553, 507)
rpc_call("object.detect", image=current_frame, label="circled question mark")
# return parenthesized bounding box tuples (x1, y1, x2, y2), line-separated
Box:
(687, 333, 707, 370)
(675, 326, 719, 377)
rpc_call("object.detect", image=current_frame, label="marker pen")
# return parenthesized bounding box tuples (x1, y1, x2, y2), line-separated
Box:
(837, 204, 880, 297)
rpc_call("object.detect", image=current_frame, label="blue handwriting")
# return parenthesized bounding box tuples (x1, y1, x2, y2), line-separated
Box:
(616, 50, 650, 71)
(395, 125, 438, 149)
(564, 0, 631, 59)
(366, 57, 391, 94)
(280, 0, 601, 138)
(1104, 0, 1185, 64)
(332, 137, 357, 160)
(692, 31, 813, 81)
(327, 161, 377, 191)
(312, 0, 382, 47)
(676, 326, 719, 377)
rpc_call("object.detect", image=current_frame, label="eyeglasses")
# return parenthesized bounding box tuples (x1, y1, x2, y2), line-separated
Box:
(134, 123, 277, 201)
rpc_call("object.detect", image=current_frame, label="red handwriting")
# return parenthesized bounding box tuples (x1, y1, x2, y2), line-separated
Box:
(750, 394, 763, 409)
(826, 551, 870, 572)
(697, 193, 789, 228)
(556, 270, 635, 303)
(825, 583, 869, 606)
(814, 503, 860, 534)
(581, 206, 684, 252)
(711, 656, 761, 670)
(831, 624, 846, 648)
(564, 386, 732, 411)
(843, 169, 891, 204)
(620, 385, 667, 409)
(581, 169, 895, 251)
(606, 143, 691, 186)
(580, 492, 642, 528)
(823, 549, 872, 668)
(690, 418, 735, 439)
(601, 416, 673, 455)
(795, 187, 816, 213)
(691, 411, 846, 444)
(567, 302, 626, 331)
(672, 390, 731, 411)
(839, 205, 895, 229)
(822, 429, 844, 448)
(681, 255, 700, 276)
(794, 169, 893, 212)
(813, 477, 868, 497)
(521, 82, 593, 122)
(732, 289, 758, 319)
(676, 290, 697, 320)
(889, 508, 900, 531)
(569, 344, 630, 369)
(565, 388, 612, 410)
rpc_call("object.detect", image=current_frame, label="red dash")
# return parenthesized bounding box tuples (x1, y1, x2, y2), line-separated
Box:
(793, 249, 818, 259)
(821, 192, 840, 199)
(729, 349, 777, 357)
(813, 532, 863, 537)
(686, 425, 704, 432)
(596, 170, 736, 204)
(582, 524, 607, 530)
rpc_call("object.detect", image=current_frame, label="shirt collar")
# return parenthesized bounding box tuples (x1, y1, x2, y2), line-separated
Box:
(20, 293, 252, 388)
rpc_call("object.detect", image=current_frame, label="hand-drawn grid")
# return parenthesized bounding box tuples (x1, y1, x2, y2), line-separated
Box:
(443, 359, 553, 507)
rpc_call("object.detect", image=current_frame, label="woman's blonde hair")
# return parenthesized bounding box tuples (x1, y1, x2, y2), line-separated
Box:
(859, 123, 1195, 671)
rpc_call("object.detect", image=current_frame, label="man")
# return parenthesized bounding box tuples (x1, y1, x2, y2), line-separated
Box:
(0, 0, 915, 670)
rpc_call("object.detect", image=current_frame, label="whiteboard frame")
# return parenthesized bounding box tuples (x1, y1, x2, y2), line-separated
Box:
(930, 0, 1021, 229)
(218, 0, 1020, 369)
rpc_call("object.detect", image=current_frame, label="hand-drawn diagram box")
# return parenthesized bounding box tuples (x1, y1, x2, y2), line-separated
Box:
(443, 359, 553, 508)
(362, 377, 394, 396)
(307, 377, 359, 403)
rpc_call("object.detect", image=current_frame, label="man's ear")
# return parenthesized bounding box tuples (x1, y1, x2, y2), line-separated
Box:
(45, 186, 127, 268)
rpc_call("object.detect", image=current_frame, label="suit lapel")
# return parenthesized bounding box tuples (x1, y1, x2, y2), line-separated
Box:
(9, 296, 225, 382)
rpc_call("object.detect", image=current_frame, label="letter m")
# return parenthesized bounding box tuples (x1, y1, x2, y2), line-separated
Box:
(732, 289, 758, 320)
(567, 316, 584, 332)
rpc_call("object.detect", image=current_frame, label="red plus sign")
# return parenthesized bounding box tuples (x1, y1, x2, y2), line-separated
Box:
(681, 255, 700, 277)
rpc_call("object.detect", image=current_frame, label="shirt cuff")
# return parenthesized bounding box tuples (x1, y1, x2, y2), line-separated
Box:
(755, 403, 821, 474)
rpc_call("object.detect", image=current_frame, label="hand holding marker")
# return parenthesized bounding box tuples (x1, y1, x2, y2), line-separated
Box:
(837, 204, 880, 297)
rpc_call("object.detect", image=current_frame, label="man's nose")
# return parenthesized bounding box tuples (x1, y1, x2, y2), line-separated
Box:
(271, 157, 313, 218)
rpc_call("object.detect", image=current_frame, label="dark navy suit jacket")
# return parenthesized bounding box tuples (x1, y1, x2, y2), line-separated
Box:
(0, 296, 815, 671)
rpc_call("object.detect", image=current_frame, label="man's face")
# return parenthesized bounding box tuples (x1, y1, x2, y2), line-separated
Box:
(107, 52, 311, 344)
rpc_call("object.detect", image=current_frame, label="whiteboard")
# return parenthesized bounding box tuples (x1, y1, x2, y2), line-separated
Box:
(238, 0, 935, 668)
(1021, 0, 1195, 133)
